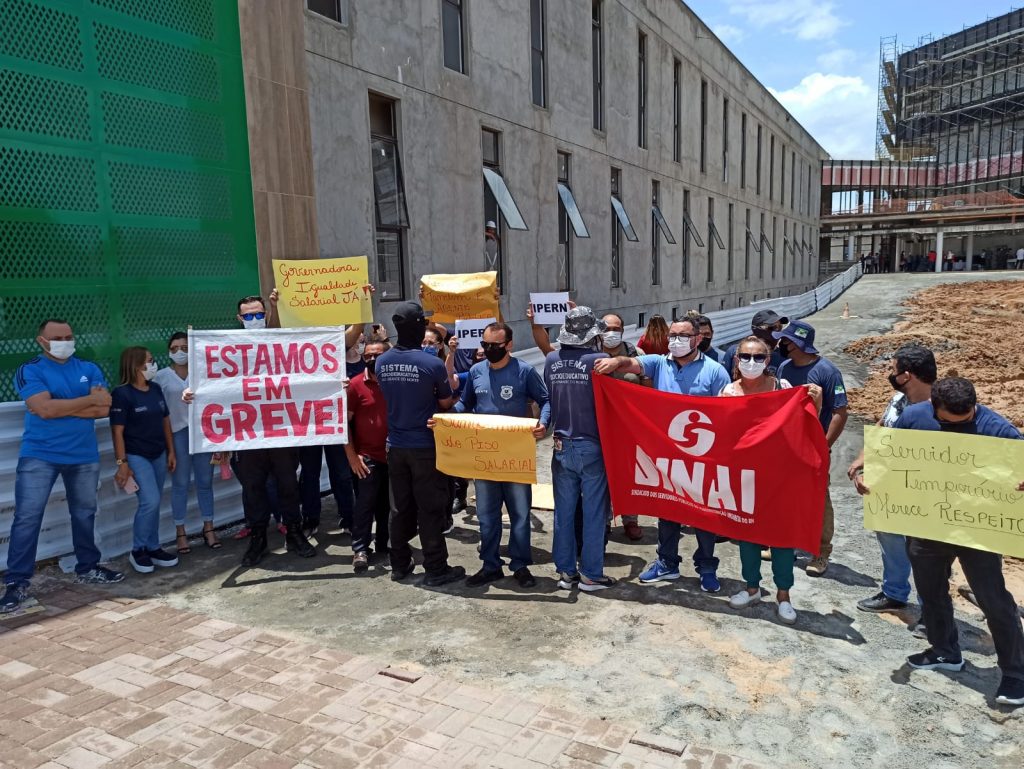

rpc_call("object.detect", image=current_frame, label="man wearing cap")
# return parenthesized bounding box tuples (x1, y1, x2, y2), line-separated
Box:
(595, 316, 731, 593)
(484, 221, 500, 271)
(543, 307, 616, 592)
(722, 309, 788, 378)
(775, 319, 848, 576)
(375, 302, 465, 587)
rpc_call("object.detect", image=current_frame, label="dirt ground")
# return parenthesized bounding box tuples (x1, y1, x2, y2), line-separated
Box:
(32, 271, 1024, 769)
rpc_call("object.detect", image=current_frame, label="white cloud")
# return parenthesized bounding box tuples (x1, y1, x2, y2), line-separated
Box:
(727, 0, 845, 41)
(769, 73, 877, 158)
(816, 48, 858, 71)
(712, 23, 746, 46)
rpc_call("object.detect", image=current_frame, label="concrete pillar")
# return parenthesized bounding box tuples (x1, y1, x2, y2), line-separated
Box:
(935, 231, 944, 273)
(966, 233, 975, 271)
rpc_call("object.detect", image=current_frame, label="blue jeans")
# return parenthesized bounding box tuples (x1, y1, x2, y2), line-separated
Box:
(475, 479, 532, 573)
(170, 428, 214, 526)
(551, 439, 609, 581)
(7, 457, 102, 585)
(299, 444, 354, 527)
(877, 531, 914, 604)
(126, 454, 167, 552)
(657, 521, 719, 575)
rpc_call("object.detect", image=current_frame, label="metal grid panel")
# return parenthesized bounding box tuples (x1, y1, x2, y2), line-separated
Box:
(102, 92, 227, 162)
(0, 0, 85, 72)
(90, 0, 217, 40)
(0, 69, 91, 141)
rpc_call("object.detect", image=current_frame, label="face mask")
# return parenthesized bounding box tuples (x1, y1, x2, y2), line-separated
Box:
(364, 356, 378, 375)
(484, 345, 507, 364)
(888, 372, 905, 391)
(667, 337, 695, 358)
(751, 328, 776, 348)
(346, 342, 364, 364)
(143, 362, 158, 381)
(422, 345, 439, 355)
(603, 331, 623, 348)
(777, 338, 794, 358)
(47, 340, 75, 360)
(738, 359, 767, 379)
(698, 338, 712, 352)
(242, 317, 266, 330)
(169, 350, 188, 365)
(939, 420, 975, 434)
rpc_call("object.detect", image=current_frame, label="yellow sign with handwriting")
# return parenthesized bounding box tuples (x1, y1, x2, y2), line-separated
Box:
(433, 413, 537, 484)
(863, 426, 1024, 557)
(420, 271, 499, 325)
(273, 256, 373, 327)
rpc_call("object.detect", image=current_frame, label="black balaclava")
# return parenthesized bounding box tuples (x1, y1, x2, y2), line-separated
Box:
(392, 301, 428, 349)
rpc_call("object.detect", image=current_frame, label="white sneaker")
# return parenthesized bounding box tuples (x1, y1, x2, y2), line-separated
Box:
(729, 589, 761, 609)
(777, 601, 797, 624)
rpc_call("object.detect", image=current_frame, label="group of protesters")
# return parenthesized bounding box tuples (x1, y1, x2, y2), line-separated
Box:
(4, 283, 1024, 707)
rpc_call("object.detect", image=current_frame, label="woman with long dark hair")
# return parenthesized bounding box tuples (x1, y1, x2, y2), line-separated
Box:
(637, 314, 669, 355)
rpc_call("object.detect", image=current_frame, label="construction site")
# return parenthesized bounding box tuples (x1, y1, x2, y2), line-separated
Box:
(821, 9, 1024, 271)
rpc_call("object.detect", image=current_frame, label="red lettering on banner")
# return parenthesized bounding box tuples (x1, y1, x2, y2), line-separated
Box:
(205, 347, 221, 379)
(253, 345, 272, 376)
(260, 403, 288, 437)
(273, 343, 300, 374)
(284, 401, 314, 436)
(321, 344, 339, 374)
(236, 344, 254, 374)
(220, 346, 239, 377)
(233, 403, 258, 440)
(241, 377, 260, 401)
(266, 376, 291, 400)
(300, 344, 319, 374)
(200, 404, 229, 443)
(313, 399, 335, 435)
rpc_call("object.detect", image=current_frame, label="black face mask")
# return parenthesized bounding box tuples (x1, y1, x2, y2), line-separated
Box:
(751, 328, 776, 348)
(888, 372, 904, 391)
(484, 345, 508, 364)
(777, 338, 794, 358)
(698, 338, 712, 352)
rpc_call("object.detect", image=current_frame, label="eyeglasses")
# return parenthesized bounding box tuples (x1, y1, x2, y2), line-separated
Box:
(240, 312, 266, 321)
(668, 333, 700, 341)
(169, 345, 187, 352)
(737, 353, 768, 363)
(481, 341, 507, 351)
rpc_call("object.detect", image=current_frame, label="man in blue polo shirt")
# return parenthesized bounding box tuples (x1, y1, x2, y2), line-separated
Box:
(2, 319, 125, 614)
(889, 377, 1024, 707)
(595, 316, 731, 592)
(453, 322, 549, 589)
(376, 301, 464, 587)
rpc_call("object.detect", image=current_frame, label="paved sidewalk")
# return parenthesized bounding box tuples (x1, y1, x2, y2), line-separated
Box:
(0, 583, 765, 769)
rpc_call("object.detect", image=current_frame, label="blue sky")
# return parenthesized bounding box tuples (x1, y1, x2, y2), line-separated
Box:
(684, 1, 1018, 159)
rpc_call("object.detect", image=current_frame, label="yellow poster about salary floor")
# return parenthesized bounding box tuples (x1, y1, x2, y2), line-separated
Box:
(863, 426, 1024, 557)
(420, 271, 498, 325)
(433, 413, 538, 484)
(273, 256, 373, 327)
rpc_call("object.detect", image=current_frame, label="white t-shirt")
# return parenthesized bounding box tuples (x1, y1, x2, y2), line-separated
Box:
(720, 378, 792, 397)
(153, 367, 190, 433)
(1016, 248, 1024, 261)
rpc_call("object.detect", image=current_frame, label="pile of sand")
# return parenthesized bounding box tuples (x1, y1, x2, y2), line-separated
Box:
(845, 280, 1024, 427)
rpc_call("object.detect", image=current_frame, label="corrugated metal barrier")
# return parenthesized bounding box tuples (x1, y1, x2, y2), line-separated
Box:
(0, 264, 861, 571)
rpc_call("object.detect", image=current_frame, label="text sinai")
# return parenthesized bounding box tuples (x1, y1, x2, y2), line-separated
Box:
(635, 446, 755, 513)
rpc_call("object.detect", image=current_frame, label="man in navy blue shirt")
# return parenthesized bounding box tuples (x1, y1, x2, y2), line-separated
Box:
(453, 323, 549, 589)
(3, 320, 124, 614)
(891, 377, 1024, 707)
(376, 302, 464, 587)
(775, 319, 848, 576)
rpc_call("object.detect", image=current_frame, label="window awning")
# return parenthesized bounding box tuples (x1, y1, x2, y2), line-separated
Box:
(746, 227, 760, 254)
(683, 210, 705, 248)
(760, 232, 774, 255)
(708, 216, 725, 249)
(371, 138, 409, 228)
(611, 195, 639, 241)
(483, 168, 528, 230)
(652, 205, 676, 244)
(557, 182, 590, 238)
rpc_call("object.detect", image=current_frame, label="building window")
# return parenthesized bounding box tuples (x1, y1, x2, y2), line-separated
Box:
(699, 79, 708, 173)
(442, 0, 465, 73)
(707, 197, 725, 284)
(744, 207, 756, 280)
(592, 1, 603, 130)
(672, 59, 681, 162)
(650, 181, 675, 286)
(790, 150, 797, 212)
(682, 190, 704, 286)
(637, 32, 647, 148)
(481, 128, 525, 291)
(307, 0, 346, 23)
(758, 211, 769, 278)
(782, 220, 788, 277)
(727, 203, 734, 282)
(610, 167, 639, 288)
(771, 215, 778, 278)
(769, 134, 775, 201)
(557, 152, 589, 291)
(756, 123, 763, 195)
(740, 113, 747, 189)
(780, 144, 785, 206)
(806, 163, 813, 216)
(722, 98, 729, 183)
(369, 94, 409, 300)
(530, 0, 546, 107)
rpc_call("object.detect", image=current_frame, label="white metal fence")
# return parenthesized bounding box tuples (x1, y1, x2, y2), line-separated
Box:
(0, 263, 861, 571)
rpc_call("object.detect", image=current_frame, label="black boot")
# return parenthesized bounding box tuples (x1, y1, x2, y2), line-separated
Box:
(241, 526, 268, 567)
(285, 523, 316, 558)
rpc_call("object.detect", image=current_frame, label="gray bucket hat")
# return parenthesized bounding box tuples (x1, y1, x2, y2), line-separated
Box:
(557, 306, 606, 346)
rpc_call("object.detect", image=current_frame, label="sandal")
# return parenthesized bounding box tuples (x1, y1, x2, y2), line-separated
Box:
(176, 530, 191, 555)
(203, 524, 222, 550)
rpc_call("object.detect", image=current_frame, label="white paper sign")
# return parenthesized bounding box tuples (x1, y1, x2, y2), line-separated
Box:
(187, 327, 348, 452)
(455, 317, 496, 349)
(530, 292, 571, 325)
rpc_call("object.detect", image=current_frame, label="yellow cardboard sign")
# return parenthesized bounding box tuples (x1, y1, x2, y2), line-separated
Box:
(420, 271, 498, 324)
(433, 413, 538, 484)
(863, 426, 1024, 557)
(273, 256, 373, 327)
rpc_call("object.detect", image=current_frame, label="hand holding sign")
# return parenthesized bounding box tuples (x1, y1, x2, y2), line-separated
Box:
(455, 318, 496, 349)
(273, 257, 373, 327)
(433, 413, 538, 484)
(420, 272, 499, 324)
(530, 292, 571, 325)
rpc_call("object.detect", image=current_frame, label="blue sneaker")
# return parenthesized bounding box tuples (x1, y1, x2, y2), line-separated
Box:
(639, 559, 680, 583)
(700, 572, 721, 593)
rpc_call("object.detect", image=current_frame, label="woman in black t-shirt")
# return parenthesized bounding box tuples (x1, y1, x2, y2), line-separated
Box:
(110, 346, 178, 575)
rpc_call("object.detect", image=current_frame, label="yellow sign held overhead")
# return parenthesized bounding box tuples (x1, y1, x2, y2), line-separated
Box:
(863, 425, 1024, 557)
(433, 413, 538, 484)
(273, 256, 373, 327)
(420, 271, 499, 324)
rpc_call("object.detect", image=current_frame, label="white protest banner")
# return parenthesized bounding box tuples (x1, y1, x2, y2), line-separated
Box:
(187, 327, 347, 453)
(455, 317, 496, 349)
(530, 292, 570, 325)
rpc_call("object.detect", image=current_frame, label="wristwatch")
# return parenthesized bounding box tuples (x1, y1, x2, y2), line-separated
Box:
(115, 458, 126, 466)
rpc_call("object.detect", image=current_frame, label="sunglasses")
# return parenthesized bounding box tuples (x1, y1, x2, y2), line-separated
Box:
(481, 341, 507, 351)
(668, 333, 700, 341)
(240, 312, 266, 321)
(737, 353, 768, 363)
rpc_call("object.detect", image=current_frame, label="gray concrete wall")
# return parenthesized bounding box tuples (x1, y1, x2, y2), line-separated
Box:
(303, 0, 827, 337)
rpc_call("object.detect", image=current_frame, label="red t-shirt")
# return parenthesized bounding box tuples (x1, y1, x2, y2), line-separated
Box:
(348, 372, 388, 463)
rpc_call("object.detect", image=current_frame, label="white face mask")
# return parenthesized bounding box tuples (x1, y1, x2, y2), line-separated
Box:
(603, 331, 623, 348)
(346, 341, 365, 364)
(241, 317, 266, 330)
(169, 350, 188, 365)
(143, 362, 158, 381)
(47, 340, 75, 360)
(738, 359, 767, 379)
(667, 336, 695, 358)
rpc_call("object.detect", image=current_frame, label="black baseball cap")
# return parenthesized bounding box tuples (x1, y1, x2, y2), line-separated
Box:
(751, 309, 788, 328)
(392, 301, 426, 327)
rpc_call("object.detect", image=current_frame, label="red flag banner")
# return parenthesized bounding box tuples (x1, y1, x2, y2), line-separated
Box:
(593, 375, 829, 553)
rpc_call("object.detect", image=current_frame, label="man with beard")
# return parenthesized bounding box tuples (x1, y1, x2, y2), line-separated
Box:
(722, 309, 788, 376)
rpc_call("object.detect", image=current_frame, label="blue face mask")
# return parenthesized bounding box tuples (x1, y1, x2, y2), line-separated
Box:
(422, 345, 438, 355)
